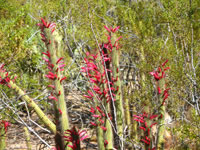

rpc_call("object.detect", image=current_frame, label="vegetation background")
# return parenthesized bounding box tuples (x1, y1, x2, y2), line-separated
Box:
(0, 0, 200, 149)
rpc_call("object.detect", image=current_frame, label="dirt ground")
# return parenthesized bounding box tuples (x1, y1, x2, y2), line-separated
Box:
(5, 92, 97, 150)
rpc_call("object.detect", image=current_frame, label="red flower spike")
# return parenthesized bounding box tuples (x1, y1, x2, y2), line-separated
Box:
(104, 140, 108, 147)
(0, 64, 5, 69)
(1, 120, 10, 133)
(48, 85, 55, 89)
(162, 59, 168, 67)
(150, 114, 158, 120)
(133, 119, 144, 123)
(158, 67, 162, 73)
(157, 86, 161, 94)
(51, 29, 55, 33)
(88, 90, 94, 97)
(148, 128, 150, 136)
(99, 119, 104, 124)
(58, 109, 62, 115)
(133, 115, 144, 120)
(112, 26, 120, 32)
(64, 126, 88, 150)
(41, 18, 48, 27)
(101, 126, 107, 131)
(146, 136, 151, 141)
(45, 73, 57, 80)
(115, 36, 122, 42)
(60, 77, 67, 83)
(48, 96, 58, 101)
(42, 57, 49, 62)
(141, 139, 150, 145)
(150, 123, 157, 128)
(90, 107, 95, 114)
(145, 122, 148, 128)
(139, 126, 146, 131)
(58, 64, 65, 69)
(104, 26, 111, 32)
(96, 106, 103, 114)
(102, 113, 106, 117)
(164, 67, 170, 71)
(42, 51, 50, 58)
(83, 95, 92, 99)
(92, 114, 101, 118)
(56, 57, 64, 64)
(90, 122, 97, 126)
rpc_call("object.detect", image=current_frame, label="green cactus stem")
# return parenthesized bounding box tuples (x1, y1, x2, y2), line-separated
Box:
(97, 125, 106, 150)
(24, 127, 32, 150)
(43, 28, 70, 149)
(131, 106, 138, 141)
(0, 127, 6, 150)
(8, 80, 57, 134)
(156, 76, 166, 150)
(111, 33, 125, 142)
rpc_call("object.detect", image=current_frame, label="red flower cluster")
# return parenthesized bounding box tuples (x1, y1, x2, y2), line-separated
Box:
(0, 64, 17, 88)
(150, 60, 170, 105)
(133, 112, 157, 149)
(64, 126, 88, 150)
(0, 120, 10, 133)
(82, 26, 122, 147)
(149, 60, 170, 81)
(37, 18, 56, 41)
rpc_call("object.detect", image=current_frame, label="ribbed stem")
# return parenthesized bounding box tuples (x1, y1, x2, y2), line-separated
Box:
(9, 80, 56, 133)
(44, 28, 70, 149)
(0, 127, 6, 150)
(111, 33, 124, 144)
(156, 78, 166, 150)
(24, 127, 32, 150)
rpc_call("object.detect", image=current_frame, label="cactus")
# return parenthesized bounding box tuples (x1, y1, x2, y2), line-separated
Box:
(110, 31, 124, 144)
(133, 60, 170, 150)
(82, 26, 125, 149)
(0, 121, 10, 150)
(24, 127, 32, 150)
(37, 18, 70, 149)
(150, 60, 170, 150)
(64, 126, 88, 150)
(0, 127, 6, 150)
(0, 65, 56, 134)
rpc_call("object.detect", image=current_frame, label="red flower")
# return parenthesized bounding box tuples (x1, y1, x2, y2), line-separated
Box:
(1, 120, 10, 133)
(64, 126, 88, 150)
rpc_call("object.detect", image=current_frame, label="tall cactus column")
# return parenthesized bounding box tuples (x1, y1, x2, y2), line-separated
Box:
(38, 18, 70, 149)
(156, 75, 166, 150)
(0, 65, 56, 134)
(150, 60, 170, 150)
(110, 29, 125, 145)
(82, 26, 124, 149)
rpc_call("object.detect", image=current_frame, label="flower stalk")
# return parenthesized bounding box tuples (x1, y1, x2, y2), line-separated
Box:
(38, 18, 70, 149)
(150, 60, 170, 150)
(82, 26, 124, 149)
(0, 66, 56, 134)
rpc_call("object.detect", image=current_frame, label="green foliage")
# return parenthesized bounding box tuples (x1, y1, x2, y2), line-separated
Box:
(1, 0, 200, 148)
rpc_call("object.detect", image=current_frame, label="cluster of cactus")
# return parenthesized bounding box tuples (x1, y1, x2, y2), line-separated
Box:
(0, 18, 171, 150)
(81, 26, 124, 149)
(133, 60, 170, 150)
